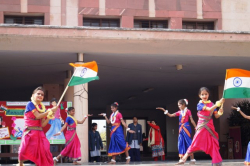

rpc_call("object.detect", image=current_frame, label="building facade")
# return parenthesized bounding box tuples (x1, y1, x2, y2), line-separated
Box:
(0, 0, 250, 163)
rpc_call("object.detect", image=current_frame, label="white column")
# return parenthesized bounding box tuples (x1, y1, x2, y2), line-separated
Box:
(20, 0, 28, 13)
(64, 70, 74, 104)
(66, 0, 78, 26)
(50, 0, 62, 25)
(99, 0, 106, 15)
(149, 0, 155, 17)
(74, 53, 89, 163)
(197, 0, 203, 19)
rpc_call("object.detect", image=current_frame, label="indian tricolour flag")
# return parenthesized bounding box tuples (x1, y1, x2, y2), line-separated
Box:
(68, 61, 99, 86)
(223, 69, 250, 98)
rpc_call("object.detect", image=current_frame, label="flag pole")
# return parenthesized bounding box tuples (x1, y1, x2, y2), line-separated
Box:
(57, 69, 76, 107)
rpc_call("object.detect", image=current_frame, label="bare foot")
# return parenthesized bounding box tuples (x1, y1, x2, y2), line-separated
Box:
(73, 162, 81, 165)
(108, 161, 116, 164)
(175, 161, 185, 165)
(189, 161, 195, 165)
(126, 158, 130, 164)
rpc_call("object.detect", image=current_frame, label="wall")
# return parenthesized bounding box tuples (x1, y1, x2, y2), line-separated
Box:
(221, 0, 250, 31)
(0, 0, 225, 29)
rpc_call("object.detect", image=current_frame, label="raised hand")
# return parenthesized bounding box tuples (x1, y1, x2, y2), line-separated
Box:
(98, 113, 106, 116)
(156, 107, 165, 112)
(87, 114, 93, 117)
(147, 121, 151, 124)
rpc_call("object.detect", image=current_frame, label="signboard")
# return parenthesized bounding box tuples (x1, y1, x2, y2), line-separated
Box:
(0, 101, 71, 145)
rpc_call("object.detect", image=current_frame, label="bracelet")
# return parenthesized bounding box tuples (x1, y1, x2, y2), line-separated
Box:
(215, 101, 221, 107)
(102, 113, 106, 117)
(126, 128, 130, 131)
(237, 107, 240, 112)
(218, 111, 223, 116)
(164, 110, 168, 114)
(84, 115, 88, 118)
(58, 131, 61, 134)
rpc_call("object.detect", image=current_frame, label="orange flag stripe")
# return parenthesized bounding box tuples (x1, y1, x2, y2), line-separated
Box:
(225, 68, 250, 80)
(69, 61, 98, 72)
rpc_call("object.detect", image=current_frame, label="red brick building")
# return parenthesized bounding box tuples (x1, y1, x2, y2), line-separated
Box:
(0, 0, 250, 163)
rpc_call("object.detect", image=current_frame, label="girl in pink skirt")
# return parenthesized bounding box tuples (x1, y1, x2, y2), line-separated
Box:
(53, 107, 92, 165)
(18, 87, 57, 166)
(176, 87, 225, 166)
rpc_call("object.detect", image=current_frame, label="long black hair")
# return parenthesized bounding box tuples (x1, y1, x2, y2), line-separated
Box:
(67, 107, 75, 113)
(198, 87, 210, 95)
(111, 102, 119, 109)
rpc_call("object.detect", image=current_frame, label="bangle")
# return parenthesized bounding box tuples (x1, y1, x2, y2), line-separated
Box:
(215, 101, 221, 107)
(164, 110, 168, 114)
(218, 111, 223, 116)
(84, 115, 88, 118)
(58, 131, 61, 134)
(126, 128, 130, 131)
(102, 113, 106, 117)
(237, 107, 240, 112)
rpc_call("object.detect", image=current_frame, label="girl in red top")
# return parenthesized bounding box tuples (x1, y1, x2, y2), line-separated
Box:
(147, 120, 165, 161)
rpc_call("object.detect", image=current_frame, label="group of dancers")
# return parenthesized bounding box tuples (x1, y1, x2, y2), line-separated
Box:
(17, 86, 250, 166)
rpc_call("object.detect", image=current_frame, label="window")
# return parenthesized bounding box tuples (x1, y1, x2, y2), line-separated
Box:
(83, 18, 120, 27)
(182, 21, 214, 30)
(134, 20, 168, 29)
(4, 16, 44, 25)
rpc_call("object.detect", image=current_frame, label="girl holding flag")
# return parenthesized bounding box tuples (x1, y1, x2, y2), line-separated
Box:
(18, 87, 57, 166)
(157, 99, 196, 164)
(99, 102, 135, 164)
(176, 87, 225, 166)
(53, 107, 92, 165)
(232, 106, 250, 165)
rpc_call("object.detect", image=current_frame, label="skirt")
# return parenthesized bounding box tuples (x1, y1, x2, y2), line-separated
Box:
(18, 129, 53, 166)
(108, 125, 130, 156)
(46, 118, 65, 140)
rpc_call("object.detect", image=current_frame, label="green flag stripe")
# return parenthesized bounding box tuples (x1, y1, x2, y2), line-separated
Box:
(68, 76, 99, 86)
(223, 87, 250, 99)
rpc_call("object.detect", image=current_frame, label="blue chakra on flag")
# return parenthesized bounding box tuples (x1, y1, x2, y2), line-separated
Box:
(80, 68, 87, 77)
(233, 77, 242, 87)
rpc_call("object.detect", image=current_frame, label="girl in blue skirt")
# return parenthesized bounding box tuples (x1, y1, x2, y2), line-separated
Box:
(99, 102, 135, 164)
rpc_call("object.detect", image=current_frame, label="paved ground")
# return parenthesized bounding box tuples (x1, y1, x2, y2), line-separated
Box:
(0, 160, 246, 166)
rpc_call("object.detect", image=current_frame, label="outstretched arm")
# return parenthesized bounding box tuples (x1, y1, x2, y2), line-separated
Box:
(203, 98, 225, 114)
(77, 114, 92, 124)
(232, 107, 250, 120)
(99, 113, 111, 124)
(147, 121, 160, 130)
(156, 107, 176, 117)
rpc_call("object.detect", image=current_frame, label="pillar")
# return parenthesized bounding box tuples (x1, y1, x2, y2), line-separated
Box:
(74, 53, 89, 163)
(64, 70, 74, 104)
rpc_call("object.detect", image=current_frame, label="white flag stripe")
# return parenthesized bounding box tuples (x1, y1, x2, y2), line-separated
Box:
(224, 77, 250, 90)
(74, 67, 97, 78)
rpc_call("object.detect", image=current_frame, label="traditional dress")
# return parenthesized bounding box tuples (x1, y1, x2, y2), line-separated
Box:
(60, 115, 81, 161)
(175, 109, 192, 158)
(108, 111, 130, 156)
(148, 123, 165, 160)
(245, 142, 250, 165)
(18, 101, 53, 166)
(46, 108, 65, 140)
(187, 100, 222, 166)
